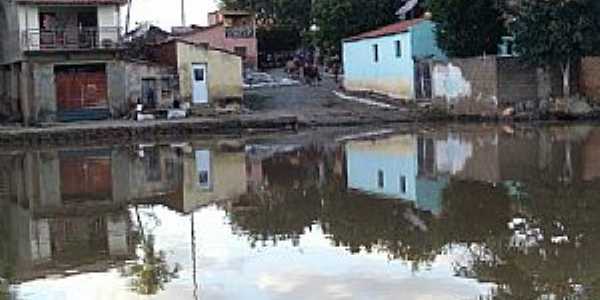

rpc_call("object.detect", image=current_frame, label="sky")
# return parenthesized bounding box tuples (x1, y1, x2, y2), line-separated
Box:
(125, 0, 219, 31)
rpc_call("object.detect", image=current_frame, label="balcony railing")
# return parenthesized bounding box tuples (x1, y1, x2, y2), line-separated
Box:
(225, 26, 255, 39)
(21, 27, 121, 51)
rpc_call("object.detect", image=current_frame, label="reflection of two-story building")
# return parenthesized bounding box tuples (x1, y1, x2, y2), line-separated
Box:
(0, 0, 128, 123)
(0, 150, 135, 282)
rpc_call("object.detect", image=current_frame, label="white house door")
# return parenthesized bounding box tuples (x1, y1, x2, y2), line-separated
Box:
(192, 64, 208, 104)
(195, 150, 212, 190)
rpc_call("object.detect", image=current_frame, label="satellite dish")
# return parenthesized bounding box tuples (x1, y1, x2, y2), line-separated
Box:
(396, 0, 419, 20)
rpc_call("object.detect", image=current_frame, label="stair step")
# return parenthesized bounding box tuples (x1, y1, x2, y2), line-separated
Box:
(58, 108, 111, 122)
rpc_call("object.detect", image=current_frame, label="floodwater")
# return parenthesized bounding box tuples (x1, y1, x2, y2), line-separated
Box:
(1, 124, 600, 300)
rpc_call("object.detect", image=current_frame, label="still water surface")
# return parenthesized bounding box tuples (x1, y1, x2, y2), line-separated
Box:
(2, 125, 600, 300)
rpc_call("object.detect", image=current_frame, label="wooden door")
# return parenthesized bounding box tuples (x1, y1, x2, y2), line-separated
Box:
(60, 155, 112, 202)
(55, 65, 108, 110)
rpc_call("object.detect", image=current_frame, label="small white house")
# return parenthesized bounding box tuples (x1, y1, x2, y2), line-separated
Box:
(342, 18, 446, 99)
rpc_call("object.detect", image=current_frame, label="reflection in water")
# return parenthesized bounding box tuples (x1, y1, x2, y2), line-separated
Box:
(119, 207, 180, 295)
(0, 126, 600, 299)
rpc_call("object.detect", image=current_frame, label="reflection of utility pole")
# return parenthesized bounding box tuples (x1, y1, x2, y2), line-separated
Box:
(191, 213, 198, 300)
(125, 0, 133, 33)
(181, 0, 186, 26)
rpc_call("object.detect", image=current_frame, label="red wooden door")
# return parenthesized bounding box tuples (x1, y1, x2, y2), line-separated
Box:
(60, 157, 112, 202)
(56, 66, 108, 110)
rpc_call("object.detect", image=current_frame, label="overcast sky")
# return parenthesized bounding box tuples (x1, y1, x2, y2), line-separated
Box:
(125, 0, 219, 30)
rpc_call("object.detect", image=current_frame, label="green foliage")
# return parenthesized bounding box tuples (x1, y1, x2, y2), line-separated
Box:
(218, 0, 312, 53)
(429, 0, 505, 57)
(311, 0, 401, 56)
(512, 0, 600, 68)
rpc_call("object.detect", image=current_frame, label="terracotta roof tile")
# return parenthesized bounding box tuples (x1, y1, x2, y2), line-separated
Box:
(344, 18, 424, 42)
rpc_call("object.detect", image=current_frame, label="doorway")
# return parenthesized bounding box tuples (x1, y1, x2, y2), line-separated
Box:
(414, 60, 432, 99)
(191, 64, 208, 104)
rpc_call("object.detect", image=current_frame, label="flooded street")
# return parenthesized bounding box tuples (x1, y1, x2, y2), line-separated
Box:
(2, 124, 600, 299)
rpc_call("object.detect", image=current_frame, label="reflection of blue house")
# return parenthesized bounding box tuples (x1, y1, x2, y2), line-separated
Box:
(342, 18, 446, 99)
(346, 135, 448, 215)
(415, 177, 447, 215)
(346, 135, 418, 202)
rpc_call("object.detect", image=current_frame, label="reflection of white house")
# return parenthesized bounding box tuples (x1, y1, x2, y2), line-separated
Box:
(182, 148, 248, 213)
(346, 135, 419, 202)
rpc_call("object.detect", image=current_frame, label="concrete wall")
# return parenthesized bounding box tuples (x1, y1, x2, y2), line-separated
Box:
(433, 56, 560, 111)
(176, 42, 243, 104)
(433, 57, 498, 107)
(23, 59, 131, 122)
(497, 57, 539, 104)
(343, 32, 415, 99)
(1, 2, 25, 64)
(580, 57, 600, 102)
(180, 24, 258, 69)
(31, 62, 56, 121)
(108, 60, 176, 116)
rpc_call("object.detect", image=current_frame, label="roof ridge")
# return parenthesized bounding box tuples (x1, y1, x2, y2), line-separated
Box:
(344, 18, 425, 43)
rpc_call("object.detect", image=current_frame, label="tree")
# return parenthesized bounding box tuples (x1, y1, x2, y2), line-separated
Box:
(428, 0, 505, 57)
(311, 0, 401, 56)
(218, 0, 312, 55)
(512, 0, 600, 97)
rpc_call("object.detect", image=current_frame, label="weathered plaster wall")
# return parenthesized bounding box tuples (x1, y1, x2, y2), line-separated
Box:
(108, 60, 175, 116)
(433, 56, 560, 113)
(31, 63, 56, 121)
(1, 3, 26, 64)
(432, 63, 473, 101)
(181, 25, 258, 69)
(176, 42, 243, 104)
(433, 57, 498, 105)
(580, 56, 600, 102)
(183, 150, 247, 213)
(343, 32, 415, 99)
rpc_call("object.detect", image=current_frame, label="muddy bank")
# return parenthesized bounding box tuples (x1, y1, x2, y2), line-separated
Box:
(2, 109, 600, 148)
(0, 115, 299, 147)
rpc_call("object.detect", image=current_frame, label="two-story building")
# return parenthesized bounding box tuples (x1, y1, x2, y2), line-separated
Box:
(175, 10, 258, 70)
(0, 0, 126, 124)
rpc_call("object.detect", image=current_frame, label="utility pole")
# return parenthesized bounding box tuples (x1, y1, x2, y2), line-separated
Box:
(181, 0, 186, 26)
(125, 0, 132, 33)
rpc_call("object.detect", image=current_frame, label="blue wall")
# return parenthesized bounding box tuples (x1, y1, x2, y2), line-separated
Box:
(411, 20, 447, 61)
(342, 20, 446, 99)
(346, 138, 419, 202)
(343, 32, 415, 98)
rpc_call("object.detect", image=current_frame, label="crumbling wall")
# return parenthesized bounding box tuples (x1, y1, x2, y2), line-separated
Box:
(433, 57, 498, 115)
(433, 57, 498, 105)
(580, 56, 600, 102)
(433, 56, 560, 114)
(109, 60, 177, 117)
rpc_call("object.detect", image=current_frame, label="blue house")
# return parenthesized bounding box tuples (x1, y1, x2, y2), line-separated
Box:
(342, 18, 446, 100)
